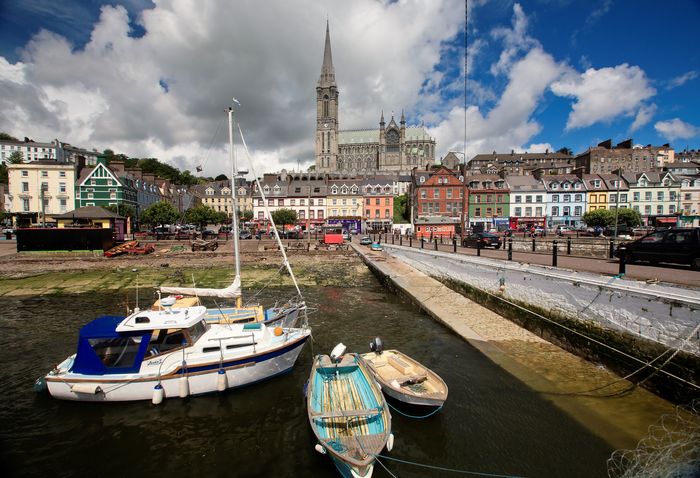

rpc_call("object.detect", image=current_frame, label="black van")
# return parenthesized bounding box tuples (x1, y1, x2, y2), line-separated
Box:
(616, 227, 700, 269)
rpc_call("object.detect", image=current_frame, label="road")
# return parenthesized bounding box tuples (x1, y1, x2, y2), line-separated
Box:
(377, 236, 700, 289)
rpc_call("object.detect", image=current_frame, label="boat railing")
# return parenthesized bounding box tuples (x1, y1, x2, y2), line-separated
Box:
(311, 407, 381, 420)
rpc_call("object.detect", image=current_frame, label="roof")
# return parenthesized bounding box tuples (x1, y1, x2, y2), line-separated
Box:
(116, 306, 207, 332)
(53, 206, 124, 220)
(414, 216, 460, 225)
(337, 126, 432, 145)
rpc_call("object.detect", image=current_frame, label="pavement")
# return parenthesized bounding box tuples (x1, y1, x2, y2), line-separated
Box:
(378, 236, 700, 289)
(351, 242, 677, 450)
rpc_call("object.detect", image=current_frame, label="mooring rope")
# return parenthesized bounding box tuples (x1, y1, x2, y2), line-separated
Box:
(374, 453, 528, 477)
(386, 400, 443, 419)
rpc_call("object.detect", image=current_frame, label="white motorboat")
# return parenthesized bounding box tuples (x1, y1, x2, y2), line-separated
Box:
(44, 304, 310, 402)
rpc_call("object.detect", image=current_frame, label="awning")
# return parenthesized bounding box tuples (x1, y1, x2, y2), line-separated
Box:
(656, 217, 677, 223)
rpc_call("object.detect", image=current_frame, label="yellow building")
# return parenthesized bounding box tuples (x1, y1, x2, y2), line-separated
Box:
(7, 160, 76, 225)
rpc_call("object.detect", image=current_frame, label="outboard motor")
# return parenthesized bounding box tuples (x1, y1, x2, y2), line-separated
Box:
(330, 343, 346, 363)
(369, 337, 384, 355)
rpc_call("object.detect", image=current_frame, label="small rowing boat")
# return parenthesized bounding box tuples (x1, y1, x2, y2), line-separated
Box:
(360, 338, 448, 408)
(307, 344, 393, 478)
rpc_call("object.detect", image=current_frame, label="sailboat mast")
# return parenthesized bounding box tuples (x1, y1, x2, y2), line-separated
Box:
(228, 107, 242, 297)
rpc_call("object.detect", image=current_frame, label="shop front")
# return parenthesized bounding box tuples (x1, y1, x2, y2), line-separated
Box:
(327, 217, 362, 234)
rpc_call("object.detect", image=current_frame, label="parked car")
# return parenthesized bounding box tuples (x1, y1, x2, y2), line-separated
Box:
(342, 230, 350, 241)
(2, 227, 14, 235)
(360, 236, 372, 245)
(616, 227, 700, 270)
(555, 226, 574, 236)
(462, 232, 502, 249)
(370, 242, 383, 251)
(239, 230, 252, 240)
(201, 229, 217, 238)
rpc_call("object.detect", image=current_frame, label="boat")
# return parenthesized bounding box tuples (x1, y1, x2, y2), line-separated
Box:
(307, 344, 393, 478)
(359, 338, 448, 408)
(156, 104, 307, 330)
(104, 240, 139, 257)
(43, 302, 310, 402)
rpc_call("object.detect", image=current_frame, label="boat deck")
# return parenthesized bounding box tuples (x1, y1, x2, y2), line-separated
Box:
(362, 351, 447, 400)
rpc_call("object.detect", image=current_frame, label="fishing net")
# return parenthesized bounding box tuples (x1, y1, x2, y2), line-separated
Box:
(607, 399, 700, 478)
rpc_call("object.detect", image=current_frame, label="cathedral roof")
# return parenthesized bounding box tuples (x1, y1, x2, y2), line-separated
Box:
(337, 126, 432, 145)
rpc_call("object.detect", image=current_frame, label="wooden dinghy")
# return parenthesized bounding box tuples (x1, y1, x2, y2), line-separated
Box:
(307, 344, 393, 478)
(360, 339, 448, 408)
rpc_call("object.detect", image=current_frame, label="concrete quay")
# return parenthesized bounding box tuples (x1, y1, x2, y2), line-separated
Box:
(351, 242, 682, 450)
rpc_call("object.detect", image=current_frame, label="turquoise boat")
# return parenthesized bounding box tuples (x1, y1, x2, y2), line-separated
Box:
(307, 346, 393, 478)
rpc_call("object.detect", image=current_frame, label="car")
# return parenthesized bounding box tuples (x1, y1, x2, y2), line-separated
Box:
(2, 227, 14, 235)
(239, 230, 252, 240)
(342, 230, 350, 241)
(462, 232, 502, 249)
(555, 226, 574, 236)
(360, 236, 372, 245)
(616, 227, 700, 270)
(370, 242, 383, 251)
(201, 229, 217, 238)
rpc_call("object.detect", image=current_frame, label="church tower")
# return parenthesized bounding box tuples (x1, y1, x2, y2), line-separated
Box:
(315, 21, 339, 173)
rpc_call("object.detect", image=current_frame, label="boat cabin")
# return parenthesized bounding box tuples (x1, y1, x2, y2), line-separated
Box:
(71, 306, 209, 375)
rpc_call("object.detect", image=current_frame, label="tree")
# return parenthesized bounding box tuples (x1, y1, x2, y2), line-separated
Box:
(615, 208, 642, 227)
(104, 204, 137, 224)
(271, 208, 297, 230)
(214, 174, 229, 181)
(0, 164, 7, 184)
(393, 194, 409, 223)
(7, 151, 23, 164)
(582, 209, 614, 228)
(242, 210, 254, 222)
(184, 205, 218, 229)
(0, 132, 19, 141)
(140, 201, 179, 228)
(307, 165, 316, 172)
(557, 147, 573, 156)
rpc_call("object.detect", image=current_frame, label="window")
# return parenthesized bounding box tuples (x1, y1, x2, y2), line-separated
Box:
(433, 188, 439, 198)
(290, 199, 295, 206)
(447, 189, 453, 199)
(342, 199, 347, 205)
(375, 198, 380, 205)
(420, 191, 426, 199)
(318, 199, 323, 205)
(535, 207, 542, 216)
(486, 207, 493, 217)
(22, 198, 30, 212)
(563, 206, 570, 216)
(278, 199, 284, 206)
(514, 195, 521, 203)
(609, 193, 617, 203)
(525, 195, 532, 203)
(365, 209, 370, 217)
(21, 170, 28, 177)
(590, 194, 597, 203)
(551, 183, 558, 190)
(41, 170, 48, 177)
(574, 194, 582, 202)
(496, 207, 503, 216)
(258, 211, 264, 219)
(258, 199, 263, 206)
(669, 205, 675, 214)
(644, 205, 651, 214)
(657, 205, 663, 214)
(657, 191, 664, 201)
(90, 179, 96, 185)
(563, 195, 571, 202)
(318, 210, 324, 219)
(298, 210, 305, 219)
(633, 192, 640, 201)
(110, 192, 117, 199)
(60, 199, 67, 213)
(374, 210, 380, 218)
(59, 182, 66, 193)
(574, 206, 582, 216)
(268, 199, 274, 206)
(645, 192, 652, 201)
(620, 193, 627, 202)
(552, 194, 559, 203)
(385, 209, 390, 218)
(525, 207, 532, 217)
(22, 182, 29, 192)
(535, 195, 542, 203)
(309, 210, 315, 219)
(474, 207, 481, 217)
(670, 191, 676, 201)
(552, 206, 559, 216)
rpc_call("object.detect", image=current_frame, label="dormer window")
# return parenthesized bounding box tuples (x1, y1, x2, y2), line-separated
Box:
(419, 177, 425, 184)
(351, 186, 358, 194)
(593, 180, 600, 188)
(563, 183, 570, 190)
(340, 186, 348, 194)
(551, 183, 558, 190)
(206, 188, 214, 196)
(331, 186, 338, 194)
(222, 188, 230, 195)
(273, 185, 280, 192)
(263, 185, 270, 193)
(574, 183, 581, 190)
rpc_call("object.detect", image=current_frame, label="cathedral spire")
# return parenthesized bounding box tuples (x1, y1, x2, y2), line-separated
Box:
(400, 109, 405, 124)
(318, 20, 336, 88)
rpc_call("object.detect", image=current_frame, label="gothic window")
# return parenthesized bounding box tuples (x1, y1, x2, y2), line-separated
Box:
(386, 129, 400, 153)
(323, 95, 329, 117)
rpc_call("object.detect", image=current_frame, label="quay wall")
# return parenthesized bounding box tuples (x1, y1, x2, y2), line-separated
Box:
(369, 244, 700, 403)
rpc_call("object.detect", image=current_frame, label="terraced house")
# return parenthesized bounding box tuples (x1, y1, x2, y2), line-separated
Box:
(466, 174, 509, 231)
(75, 157, 138, 213)
(540, 174, 587, 228)
(625, 171, 681, 227)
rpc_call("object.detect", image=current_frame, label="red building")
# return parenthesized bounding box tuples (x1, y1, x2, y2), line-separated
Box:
(412, 166, 464, 222)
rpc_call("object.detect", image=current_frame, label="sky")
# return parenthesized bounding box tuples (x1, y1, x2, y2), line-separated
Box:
(0, 0, 699, 178)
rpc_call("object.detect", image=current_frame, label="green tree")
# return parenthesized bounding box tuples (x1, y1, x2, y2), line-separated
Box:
(0, 164, 7, 184)
(307, 165, 316, 172)
(140, 201, 179, 228)
(214, 174, 228, 181)
(0, 132, 19, 141)
(242, 210, 254, 222)
(271, 208, 297, 230)
(184, 205, 217, 229)
(615, 208, 642, 227)
(393, 194, 409, 223)
(582, 209, 614, 228)
(104, 204, 137, 224)
(7, 151, 23, 164)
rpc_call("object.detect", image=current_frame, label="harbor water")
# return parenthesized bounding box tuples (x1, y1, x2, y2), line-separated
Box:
(1, 277, 622, 477)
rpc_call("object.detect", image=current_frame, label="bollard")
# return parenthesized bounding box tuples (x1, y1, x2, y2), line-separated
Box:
(392, 234, 395, 245)
(421, 237, 424, 249)
(508, 238, 513, 261)
(618, 245, 626, 275)
(430, 232, 433, 242)
(400, 235, 402, 246)
(567, 237, 571, 255)
(552, 240, 558, 267)
(609, 239, 615, 259)
(453, 237, 457, 253)
(409, 236, 412, 248)
(434, 238, 438, 251)
(532, 238, 536, 252)
(378, 234, 381, 245)
(476, 240, 481, 256)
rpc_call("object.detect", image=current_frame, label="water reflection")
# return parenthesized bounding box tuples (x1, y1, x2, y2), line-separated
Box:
(0, 281, 614, 477)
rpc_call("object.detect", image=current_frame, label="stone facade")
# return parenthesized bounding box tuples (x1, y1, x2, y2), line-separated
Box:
(314, 22, 435, 175)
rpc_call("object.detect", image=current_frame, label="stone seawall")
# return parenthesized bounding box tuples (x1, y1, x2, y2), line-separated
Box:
(374, 244, 700, 403)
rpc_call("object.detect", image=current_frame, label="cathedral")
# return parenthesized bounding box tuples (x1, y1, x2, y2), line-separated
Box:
(314, 22, 436, 175)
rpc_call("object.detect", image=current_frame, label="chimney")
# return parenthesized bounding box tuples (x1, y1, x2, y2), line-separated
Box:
(109, 160, 125, 175)
(598, 139, 612, 149)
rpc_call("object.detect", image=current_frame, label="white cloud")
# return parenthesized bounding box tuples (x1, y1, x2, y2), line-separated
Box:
(629, 103, 656, 132)
(550, 64, 656, 130)
(654, 118, 700, 141)
(0, 0, 463, 176)
(489, 3, 539, 76)
(666, 70, 698, 90)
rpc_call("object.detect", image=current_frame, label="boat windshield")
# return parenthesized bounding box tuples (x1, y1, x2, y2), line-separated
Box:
(146, 328, 188, 357)
(188, 320, 208, 344)
(88, 336, 144, 370)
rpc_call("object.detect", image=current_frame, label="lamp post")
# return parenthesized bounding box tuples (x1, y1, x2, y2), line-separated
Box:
(613, 168, 622, 239)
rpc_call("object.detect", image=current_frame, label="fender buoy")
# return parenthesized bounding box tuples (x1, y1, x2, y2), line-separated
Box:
(274, 327, 284, 337)
(217, 369, 227, 392)
(152, 383, 164, 405)
(387, 433, 395, 452)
